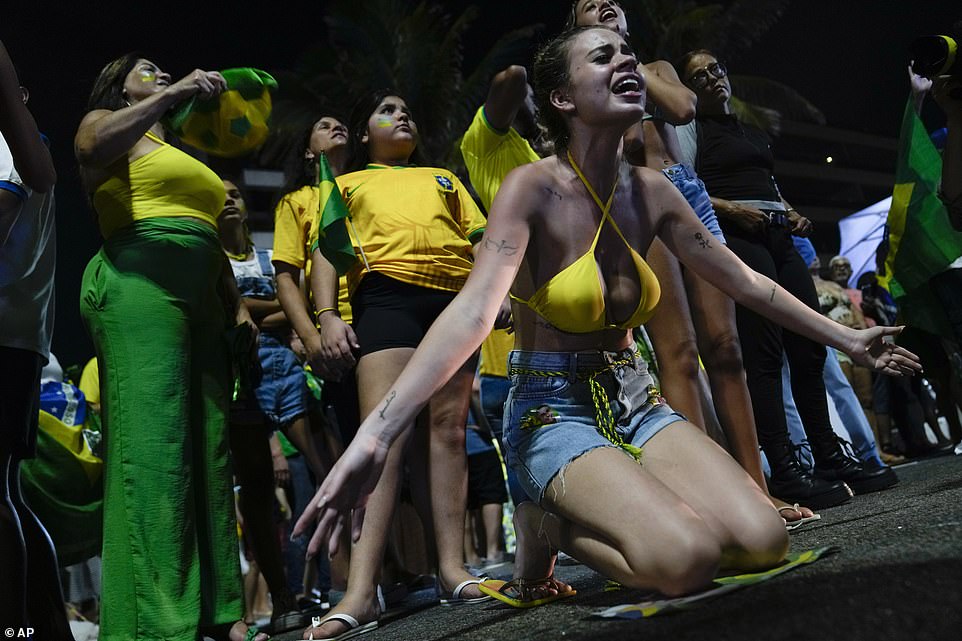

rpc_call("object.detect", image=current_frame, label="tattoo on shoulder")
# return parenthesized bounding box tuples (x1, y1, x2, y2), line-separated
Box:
(769, 284, 777, 302)
(544, 186, 563, 201)
(484, 238, 518, 255)
(379, 390, 397, 419)
(695, 232, 712, 249)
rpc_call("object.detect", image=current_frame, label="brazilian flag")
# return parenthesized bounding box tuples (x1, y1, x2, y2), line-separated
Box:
(309, 153, 357, 276)
(164, 68, 277, 158)
(880, 99, 962, 336)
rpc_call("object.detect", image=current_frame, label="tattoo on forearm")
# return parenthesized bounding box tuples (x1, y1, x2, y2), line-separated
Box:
(544, 187, 563, 201)
(695, 232, 712, 249)
(379, 390, 397, 419)
(484, 238, 518, 255)
(770, 284, 777, 302)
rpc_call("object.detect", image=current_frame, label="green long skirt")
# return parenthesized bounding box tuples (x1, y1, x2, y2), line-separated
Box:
(80, 218, 242, 641)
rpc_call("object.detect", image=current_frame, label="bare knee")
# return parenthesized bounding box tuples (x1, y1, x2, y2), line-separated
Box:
(728, 510, 789, 570)
(659, 338, 701, 383)
(623, 528, 721, 597)
(702, 332, 744, 375)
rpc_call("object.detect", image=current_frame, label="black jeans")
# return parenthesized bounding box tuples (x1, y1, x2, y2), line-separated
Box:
(722, 224, 835, 458)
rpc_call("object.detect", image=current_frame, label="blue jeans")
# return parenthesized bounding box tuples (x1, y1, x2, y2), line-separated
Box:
(782, 350, 882, 470)
(504, 349, 686, 505)
(254, 332, 308, 425)
(663, 163, 726, 242)
(283, 454, 329, 595)
(479, 374, 528, 505)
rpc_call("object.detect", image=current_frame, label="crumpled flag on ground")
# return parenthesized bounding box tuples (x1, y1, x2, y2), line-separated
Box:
(593, 546, 838, 619)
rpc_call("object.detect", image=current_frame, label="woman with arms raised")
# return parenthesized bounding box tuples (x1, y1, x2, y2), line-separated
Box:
(297, 27, 919, 601)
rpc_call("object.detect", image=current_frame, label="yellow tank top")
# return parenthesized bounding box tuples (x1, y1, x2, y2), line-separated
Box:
(512, 152, 660, 333)
(93, 131, 225, 238)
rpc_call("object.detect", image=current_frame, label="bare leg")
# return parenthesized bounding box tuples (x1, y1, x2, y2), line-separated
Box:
(281, 415, 329, 485)
(685, 270, 764, 486)
(645, 239, 705, 427)
(524, 423, 786, 596)
(425, 364, 487, 596)
(685, 270, 814, 522)
(301, 348, 414, 639)
(480, 503, 505, 562)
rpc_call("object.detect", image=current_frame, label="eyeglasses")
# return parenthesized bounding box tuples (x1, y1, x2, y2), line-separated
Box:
(686, 62, 727, 89)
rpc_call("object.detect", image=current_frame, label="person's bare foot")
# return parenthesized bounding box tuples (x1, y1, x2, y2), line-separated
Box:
(299, 591, 378, 640)
(770, 495, 816, 524)
(510, 501, 573, 600)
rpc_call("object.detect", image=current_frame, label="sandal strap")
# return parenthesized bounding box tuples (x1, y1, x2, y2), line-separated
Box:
(499, 575, 559, 600)
(451, 577, 485, 599)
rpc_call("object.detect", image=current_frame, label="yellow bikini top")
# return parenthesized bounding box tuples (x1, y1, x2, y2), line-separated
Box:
(93, 130, 225, 239)
(511, 152, 660, 333)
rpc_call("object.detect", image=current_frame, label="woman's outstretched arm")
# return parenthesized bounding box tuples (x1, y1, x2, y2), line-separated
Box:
(293, 166, 538, 556)
(648, 171, 922, 376)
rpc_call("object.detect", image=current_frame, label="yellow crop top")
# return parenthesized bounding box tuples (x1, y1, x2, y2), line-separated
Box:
(512, 152, 660, 333)
(93, 131, 225, 238)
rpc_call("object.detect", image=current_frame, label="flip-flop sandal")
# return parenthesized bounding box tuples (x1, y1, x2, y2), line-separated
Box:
(438, 577, 495, 606)
(779, 504, 821, 531)
(305, 614, 378, 641)
(479, 576, 577, 609)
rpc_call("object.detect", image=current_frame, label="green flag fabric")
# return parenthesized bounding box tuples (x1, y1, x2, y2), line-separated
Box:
(309, 153, 357, 276)
(881, 99, 962, 335)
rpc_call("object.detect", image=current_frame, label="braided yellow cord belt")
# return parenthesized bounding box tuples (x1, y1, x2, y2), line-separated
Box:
(510, 352, 653, 461)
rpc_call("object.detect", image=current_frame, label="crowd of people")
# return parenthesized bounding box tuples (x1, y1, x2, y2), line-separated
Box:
(1, 2, 960, 641)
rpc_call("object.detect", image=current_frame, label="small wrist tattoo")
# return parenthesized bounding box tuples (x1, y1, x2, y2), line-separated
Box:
(695, 232, 712, 249)
(379, 390, 397, 419)
(769, 284, 777, 302)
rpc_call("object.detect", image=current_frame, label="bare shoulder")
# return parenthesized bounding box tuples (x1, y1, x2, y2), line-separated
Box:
(493, 156, 564, 220)
(76, 109, 112, 133)
(627, 164, 670, 191)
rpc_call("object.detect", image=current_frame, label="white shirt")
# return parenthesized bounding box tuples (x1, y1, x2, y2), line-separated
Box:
(0, 131, 56, 358)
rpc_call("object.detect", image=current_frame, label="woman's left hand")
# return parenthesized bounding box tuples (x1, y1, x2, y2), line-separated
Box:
(847, 325, 922, 376)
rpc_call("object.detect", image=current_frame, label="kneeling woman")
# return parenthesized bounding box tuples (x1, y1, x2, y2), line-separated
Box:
(297, 27, 920, 601)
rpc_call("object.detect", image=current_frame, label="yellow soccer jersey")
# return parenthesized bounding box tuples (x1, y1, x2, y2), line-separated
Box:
(272, 185, 352, 322)
(460, 106, 540, 212)
(339, 165, 486, 295)
(460, 106, 539, 377)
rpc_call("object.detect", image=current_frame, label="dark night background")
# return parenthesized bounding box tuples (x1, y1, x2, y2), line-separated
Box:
(3, 0, 960, 368)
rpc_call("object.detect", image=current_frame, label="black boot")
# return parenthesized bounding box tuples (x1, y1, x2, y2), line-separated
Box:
(765, 441, 853, 510)
(812, 434, 898, 494)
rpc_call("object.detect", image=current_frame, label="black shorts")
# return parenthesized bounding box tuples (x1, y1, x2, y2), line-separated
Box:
(352, 272, 456, 357)
(0, 346, 45, 459)
(467, 449, 509, 509)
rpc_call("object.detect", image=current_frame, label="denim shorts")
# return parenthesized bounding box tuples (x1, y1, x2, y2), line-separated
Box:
(663, 163, 726, 243)
(503, 348, 686, 506)
(252, 331, 308, 425)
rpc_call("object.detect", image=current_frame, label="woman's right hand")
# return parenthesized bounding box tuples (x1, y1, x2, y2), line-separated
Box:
(723, 201, 767, 233)
(313, 314, 359, 381)
(168, 69, 227, 101)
